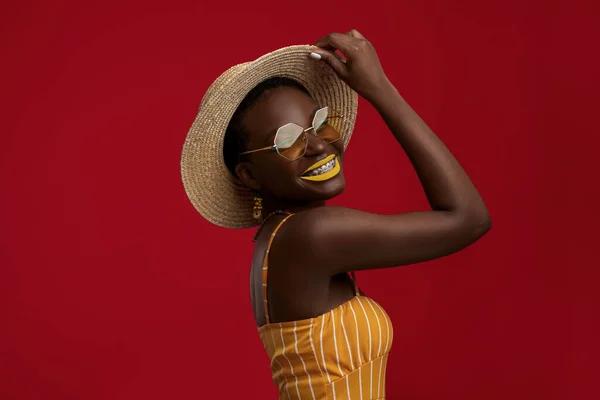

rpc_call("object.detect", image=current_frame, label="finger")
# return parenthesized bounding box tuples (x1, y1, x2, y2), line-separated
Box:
(313, 32, 360, 58)
(345, 29, 366, 40)
(310, 43, 347, 63)
(333, 51, 347, 64)
(309, 49, 347, 78)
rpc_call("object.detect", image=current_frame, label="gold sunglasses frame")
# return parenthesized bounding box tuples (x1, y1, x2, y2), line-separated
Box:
(238, 107, 344, 161)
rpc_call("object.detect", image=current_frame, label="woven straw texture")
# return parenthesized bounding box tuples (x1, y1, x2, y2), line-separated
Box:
(180, 45, 358, 229)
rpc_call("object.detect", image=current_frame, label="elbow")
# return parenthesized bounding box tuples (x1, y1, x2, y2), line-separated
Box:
(457, 205, 491, 240)
(476, 214, 492, 237)
(470, 209, 492, 239)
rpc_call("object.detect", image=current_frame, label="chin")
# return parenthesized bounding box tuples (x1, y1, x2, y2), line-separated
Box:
(322, 176, 346, 199)
(298, 171, 346, 200)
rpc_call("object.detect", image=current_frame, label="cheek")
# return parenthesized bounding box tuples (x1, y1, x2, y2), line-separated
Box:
(332, 141, 345, 155)
(257, 161, 308, 196)
(256, 159, 297, 185)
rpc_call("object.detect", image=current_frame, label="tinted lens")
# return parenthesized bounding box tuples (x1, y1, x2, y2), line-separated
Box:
(316, 123, 341, 143)
(275, 123, 306, 160)
(313, 107, 341, 143)
(312, 107, 329, 130)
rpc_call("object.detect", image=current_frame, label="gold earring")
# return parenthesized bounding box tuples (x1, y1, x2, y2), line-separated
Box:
(253, 195, 263, 221)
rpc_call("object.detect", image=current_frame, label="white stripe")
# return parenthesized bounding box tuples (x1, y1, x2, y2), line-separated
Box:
(309, 318, 324, 377)
(280, 325, 301, 399)
(325, 313, 337, 400)
(371, 300, 391, 354)
(355, 297, 372, 359)
(349, 298, 363, 400)
(358, 363, 363, 400)
(264, 329, 284, 396)
(383, 354, 388, 396)
(366, 299, 382, 400)
(355, 297, 372, 399)
(340, 306, 355, 370)
(345, 375, 352, 400)
(270, 328, 291, 399)
(348, 301, 361, 365)
(369, 361, 373, 399)
(331, 379, 337, 400)
(263, 330, 273, 358)
(269, 329, 288, 398)
(319, 314, 332, 383)
(266, 331, 279, 390)
(378, 354, 384, 398)
(294, 322, 316, 400)
(330, 310, 342, 377)
(365, 298, 383, 357)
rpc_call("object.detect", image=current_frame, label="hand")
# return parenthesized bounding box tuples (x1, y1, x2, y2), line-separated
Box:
(311, 30, 390, 103)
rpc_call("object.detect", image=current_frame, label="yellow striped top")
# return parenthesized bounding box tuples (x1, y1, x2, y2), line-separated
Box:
(258, 215, 394, 399)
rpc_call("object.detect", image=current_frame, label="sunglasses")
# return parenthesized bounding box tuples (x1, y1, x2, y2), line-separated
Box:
(239, 107, 344, 161)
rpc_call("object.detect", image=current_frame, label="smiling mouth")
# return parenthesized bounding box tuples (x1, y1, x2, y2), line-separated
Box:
(300, 155, 341, 181)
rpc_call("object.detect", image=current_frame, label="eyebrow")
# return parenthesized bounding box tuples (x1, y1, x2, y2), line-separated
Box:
(262, 105, 322, 147)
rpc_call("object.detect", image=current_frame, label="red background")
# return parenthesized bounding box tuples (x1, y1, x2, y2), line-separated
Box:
(1, 1, 598, 399)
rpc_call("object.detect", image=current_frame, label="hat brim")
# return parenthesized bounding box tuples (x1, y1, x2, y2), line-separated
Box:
(180, 45, 358, 229)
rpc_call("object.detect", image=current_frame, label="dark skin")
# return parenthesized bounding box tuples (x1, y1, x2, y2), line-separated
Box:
(236, 30, 492, 327)
(238, 88, 347, 210)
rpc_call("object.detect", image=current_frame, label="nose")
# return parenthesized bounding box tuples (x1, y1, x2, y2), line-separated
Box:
(303, 129, 329, 156)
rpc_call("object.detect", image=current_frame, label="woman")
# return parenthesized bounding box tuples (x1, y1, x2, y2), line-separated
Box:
(181, 30, 491, 400)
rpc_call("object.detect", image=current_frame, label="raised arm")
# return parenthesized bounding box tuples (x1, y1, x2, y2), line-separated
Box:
(279, 31, 491, 275)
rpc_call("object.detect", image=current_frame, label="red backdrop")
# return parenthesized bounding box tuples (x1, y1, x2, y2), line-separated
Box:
(1, 1, 598, 399)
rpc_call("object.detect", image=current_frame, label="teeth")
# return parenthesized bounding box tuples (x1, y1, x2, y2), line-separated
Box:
(305, 158, 336, 176)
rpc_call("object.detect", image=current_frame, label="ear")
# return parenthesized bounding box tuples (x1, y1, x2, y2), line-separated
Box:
(235, 162, 261, 191)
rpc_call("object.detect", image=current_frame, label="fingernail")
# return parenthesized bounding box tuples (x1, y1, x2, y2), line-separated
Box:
(309, 52, 322, 60)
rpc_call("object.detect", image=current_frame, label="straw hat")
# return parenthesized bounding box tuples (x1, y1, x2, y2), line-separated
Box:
(180, 45, 358, 229)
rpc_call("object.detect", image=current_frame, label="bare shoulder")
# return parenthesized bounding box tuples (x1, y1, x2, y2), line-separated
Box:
(274, 205, 491, 276)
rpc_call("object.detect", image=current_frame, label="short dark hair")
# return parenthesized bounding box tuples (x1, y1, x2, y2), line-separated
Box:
(222, 77, 310, 176)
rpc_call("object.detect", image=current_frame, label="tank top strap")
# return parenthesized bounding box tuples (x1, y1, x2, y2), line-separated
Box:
(262, 213, 295, 325)
(351, 271, 360, 296)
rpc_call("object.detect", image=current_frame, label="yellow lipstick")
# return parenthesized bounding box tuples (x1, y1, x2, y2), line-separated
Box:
(300, 156, 341, 182)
